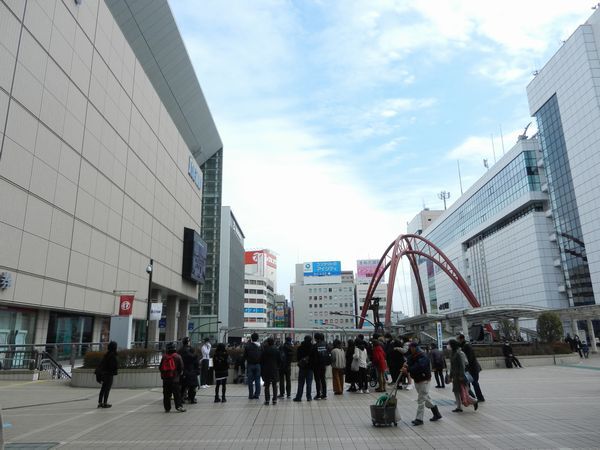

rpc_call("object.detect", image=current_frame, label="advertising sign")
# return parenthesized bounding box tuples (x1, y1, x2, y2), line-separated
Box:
(245, 250, 277, 268)
(158, 318, 166, 329)
(244, 307, 266, 314)
(149, 302, 163, 321)
(119, 295, 134, 316)
(356, 259, 385, 283)
(182, 228, 207, 284)
(436, 321, 443, 350)
(303, 261, 342, 285)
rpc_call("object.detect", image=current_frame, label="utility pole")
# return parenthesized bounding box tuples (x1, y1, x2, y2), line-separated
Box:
(438, 191, 450, 210)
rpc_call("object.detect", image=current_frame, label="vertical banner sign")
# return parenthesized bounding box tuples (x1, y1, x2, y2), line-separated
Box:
(119, 295, 134, 316)
(436, 321, 443, 350)
(150, 302, 163, 321)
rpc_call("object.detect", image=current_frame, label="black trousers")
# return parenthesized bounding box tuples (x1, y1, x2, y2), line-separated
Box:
(264, 379, 277, 402)
(470, 371, 485, 401)
(163, 379, 183, 411)
(200, 359, 209, 385)
(434, 370, 445, 387)
(98, 374, 113, 404)
(279, 365, 291, 396)
(314, 366, 327, 398)
(358, 367, 368, 390)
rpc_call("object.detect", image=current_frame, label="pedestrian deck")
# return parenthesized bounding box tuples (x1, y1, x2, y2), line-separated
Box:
(1, 356, 599, 449)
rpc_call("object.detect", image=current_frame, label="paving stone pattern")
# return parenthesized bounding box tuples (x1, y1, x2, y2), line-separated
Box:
(2, 357, 600, 449)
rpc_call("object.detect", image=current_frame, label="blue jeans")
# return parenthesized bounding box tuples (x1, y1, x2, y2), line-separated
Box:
(247, 363, 261, 398)
(295, 367, 313, 400)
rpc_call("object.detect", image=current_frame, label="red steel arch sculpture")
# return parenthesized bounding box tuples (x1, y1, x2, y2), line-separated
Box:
(358, 234, 480, 329)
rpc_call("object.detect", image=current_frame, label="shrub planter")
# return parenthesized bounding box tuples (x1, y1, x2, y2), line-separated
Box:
(0, 370, 47, 381)
(478, 353, 580, 370)
(71, 368, 162, 388)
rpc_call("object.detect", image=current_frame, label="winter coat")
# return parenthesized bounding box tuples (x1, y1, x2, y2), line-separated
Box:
(450, 349, 466, 393)
(159, 351, 184, 383)
(372, 345, 387, 371)
(353, 347, 368, 369)
(97, 350, 118, 378)
(244, 341, 262, 364)
(460, 341, 481, 374)
(260, 345, 280, 382)
(406, 350, 432, 383)
(213, 350, 229, 380)
(279, 342, 294, 368)
(296, 341, 313, 370)
(331, 348, 346, 369)
(429, 348, 446, 371)
(178, 345, 200, 387)
(502, 343, 514, 358)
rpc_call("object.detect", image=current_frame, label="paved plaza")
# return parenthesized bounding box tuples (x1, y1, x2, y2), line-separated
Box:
(1, 358, 599, 450)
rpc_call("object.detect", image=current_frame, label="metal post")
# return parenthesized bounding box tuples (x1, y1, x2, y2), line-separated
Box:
(587, 319, 597, 353)
(144, 259, 154, 349)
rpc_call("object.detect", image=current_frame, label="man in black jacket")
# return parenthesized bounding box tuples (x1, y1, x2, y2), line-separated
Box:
(244, 333, 262, 399)
(178, 337, 200, 403)
(278, 337, 294, 398)
(406, 342, 442, 425)
(312, 333, 330, 400)
(261, 337, 280, 405)
(502, 341, 522, 368)
(458, 333, 485, 402)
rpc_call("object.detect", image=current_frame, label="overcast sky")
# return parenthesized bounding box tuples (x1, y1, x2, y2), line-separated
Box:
(169, 0, 591, 316)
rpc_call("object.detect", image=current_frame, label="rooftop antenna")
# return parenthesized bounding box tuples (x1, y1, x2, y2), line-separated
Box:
(518, 122, 531, 141)
(499, 125, 506, 155)
(483, 158, 489, 169)
(490, 134, 497, 163)
(437, 191, 450, 210)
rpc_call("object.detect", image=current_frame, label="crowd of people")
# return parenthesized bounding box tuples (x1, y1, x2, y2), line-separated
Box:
(94, 332, 488, 424)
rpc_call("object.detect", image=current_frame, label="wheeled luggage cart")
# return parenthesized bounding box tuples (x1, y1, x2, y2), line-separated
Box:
(370, 373, 401, 427)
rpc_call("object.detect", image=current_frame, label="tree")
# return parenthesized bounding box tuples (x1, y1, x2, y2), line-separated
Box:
(537, 312, 563, 343)
(498, 319, 516, 341)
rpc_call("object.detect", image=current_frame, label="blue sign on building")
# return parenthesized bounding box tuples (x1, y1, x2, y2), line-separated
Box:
(188, 322, 194, 331)
(303, 261, 341, 277)
(158, 318, 166, 329)
(244, 307, 266, 314)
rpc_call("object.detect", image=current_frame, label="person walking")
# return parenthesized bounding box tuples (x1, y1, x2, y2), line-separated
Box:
(293, 335, 314, 402)
(95, 341, 118, 408)
(345, 339, 358, 392)
(354, 339, 369, 393)
(372, 340, 388, 392)
(159, 342, 186, 413)
(429, 345, 447, 388)
(573, 335, 583, 358)
(244, 333, 262, 399)
(312, 332, 331, 400)
(448, 339, 477, 413)
(213, 343, 229, 403)
(406, 342, 442, 425)
(457, 333, 485, 402)
(502, 341, 522, 368)
(261, 337, 280, 405)
(278, 337, 294, 399)
(178, 337, 200, 403)
(330, 339, 346, 395)
(200, 338, 211, 388)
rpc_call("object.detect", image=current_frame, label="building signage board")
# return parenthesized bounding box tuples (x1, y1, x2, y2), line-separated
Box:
(119, 295, 134, 316)
(150, 303, 163, 321)
(188, 156, 202, 191)
(356, 259, 385, 283)
(436, 321, 443, 350)
(303, 261, 342, 285)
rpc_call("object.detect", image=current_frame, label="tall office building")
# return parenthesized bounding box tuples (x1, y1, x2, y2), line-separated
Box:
(244, 249, 277, 328)
(527, 11, 600, 308)
(409, 138, 564, 316)
(291, 262, 356, 337)
(0, 0, 222, 346)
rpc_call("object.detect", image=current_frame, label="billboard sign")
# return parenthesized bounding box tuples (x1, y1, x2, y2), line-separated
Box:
(245, 250, 277, 268)
(150, 302, 163, 321)
(303, 261, 342, 285)
(182, 228, 207, 284)
(356, 259, 385, 283)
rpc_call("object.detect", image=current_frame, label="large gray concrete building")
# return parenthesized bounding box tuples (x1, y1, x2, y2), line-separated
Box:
(0, 0, 222, 348)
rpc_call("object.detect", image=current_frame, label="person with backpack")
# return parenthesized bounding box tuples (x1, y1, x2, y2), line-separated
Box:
(278, 337, 294, 399)
(243, 332, 262, 399)
(429, 345, 447, 388)
(159, 342, 186, 413)
(95, 341, 118, 408)
(406, 342, 442, 425)
(293, 335, 314, 402)
(330, 339, 346, 395)
(213, 343, 229, 403)
(178, 337, 200, 403)
(312, 332, 331, 400)
(260, 337, 280, 405)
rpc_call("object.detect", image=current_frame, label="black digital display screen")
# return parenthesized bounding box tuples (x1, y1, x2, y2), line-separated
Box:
(182, 228, 207, 284)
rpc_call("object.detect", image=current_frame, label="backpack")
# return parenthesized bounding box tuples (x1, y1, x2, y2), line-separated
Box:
(317, 344, 332, 366)
(160, 354, 177, 379)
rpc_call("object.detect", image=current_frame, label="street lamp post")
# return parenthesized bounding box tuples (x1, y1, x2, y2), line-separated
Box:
(330, 311, 382, 333)
(144, 259, 153, 349)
